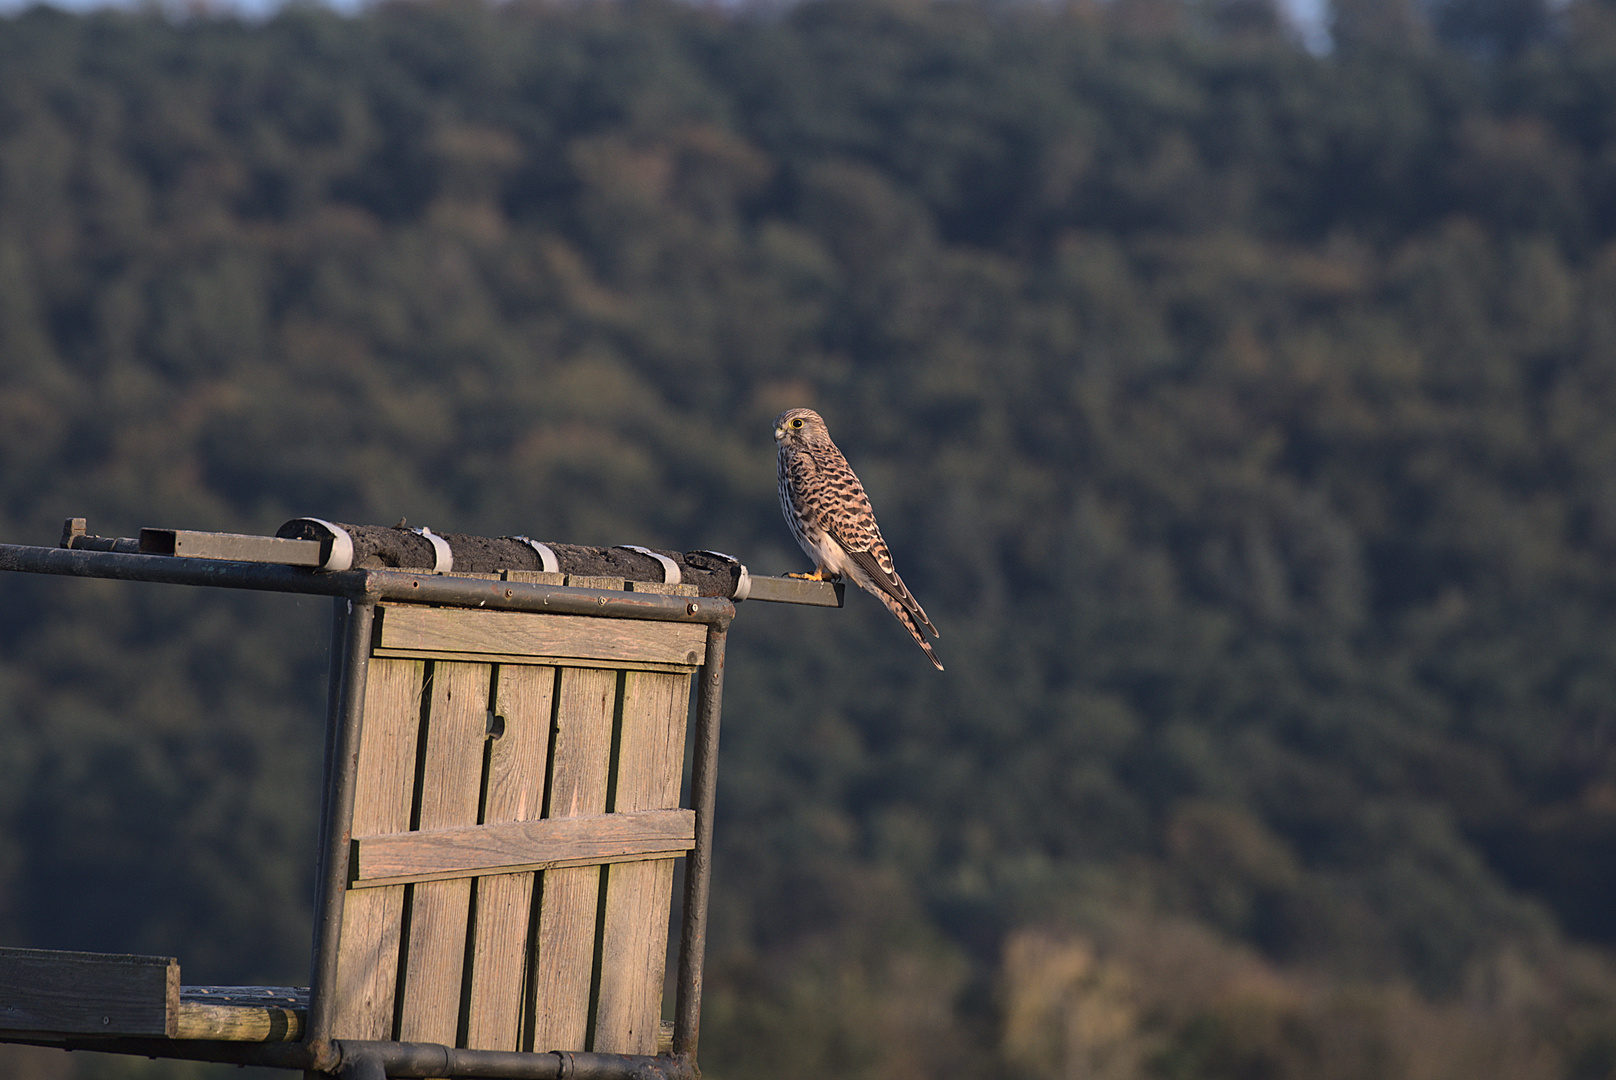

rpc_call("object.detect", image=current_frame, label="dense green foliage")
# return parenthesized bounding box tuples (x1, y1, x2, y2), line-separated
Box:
(2, 0, 1616, 1075)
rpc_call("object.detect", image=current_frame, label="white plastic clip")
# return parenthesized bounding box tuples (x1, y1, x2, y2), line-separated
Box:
(693, 549, 750, 601)
(511, 536, 560, 573)
(300, 517, 355, 571)
(617, 545, 682, 586)
(411, 526, 454, 574)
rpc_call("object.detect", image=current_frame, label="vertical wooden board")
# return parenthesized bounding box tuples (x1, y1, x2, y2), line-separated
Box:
(593, 672, 691, 1054)
(484, 666, 556, 824)
(594, 860, 678, 1054)
(527, 666, 617, 1052)
(545, 667, 618, 818)
(332, 658, 425, 1040)
(397, 661, 491, 1046)
(465, 664, 557, 1051)
(614, 671, 690, 810)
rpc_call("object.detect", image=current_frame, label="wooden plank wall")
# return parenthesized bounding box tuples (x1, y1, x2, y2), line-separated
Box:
(329, 571, 695, 1056)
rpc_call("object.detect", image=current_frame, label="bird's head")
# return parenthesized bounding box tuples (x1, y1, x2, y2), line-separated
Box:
(774, 407, 829, 446)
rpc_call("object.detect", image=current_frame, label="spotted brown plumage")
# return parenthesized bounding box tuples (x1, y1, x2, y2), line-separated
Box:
(774, 407, 943, 671)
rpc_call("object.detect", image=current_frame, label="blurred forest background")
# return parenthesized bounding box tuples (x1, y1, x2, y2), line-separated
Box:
(2, 0, 1616, 1075)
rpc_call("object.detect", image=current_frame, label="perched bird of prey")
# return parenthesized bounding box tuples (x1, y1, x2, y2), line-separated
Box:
(775, 407, 943, 671)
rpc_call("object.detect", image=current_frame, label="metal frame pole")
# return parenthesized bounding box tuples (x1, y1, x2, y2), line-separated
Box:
(313, 597, 350, 914)
(304, 596, 378, 1073)
(672, 622, 728, 1062)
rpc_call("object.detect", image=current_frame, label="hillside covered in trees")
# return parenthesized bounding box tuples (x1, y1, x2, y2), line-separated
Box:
(2, 0, 1616, 1076)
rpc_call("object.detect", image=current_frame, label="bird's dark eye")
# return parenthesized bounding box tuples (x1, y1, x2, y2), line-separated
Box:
(791, 418, 803, 428)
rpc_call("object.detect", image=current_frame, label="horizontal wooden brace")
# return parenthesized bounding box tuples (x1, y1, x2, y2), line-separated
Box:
(352, 809, 696, 888)
(374, 605, 708, 667)
(369, 648, 696, 675)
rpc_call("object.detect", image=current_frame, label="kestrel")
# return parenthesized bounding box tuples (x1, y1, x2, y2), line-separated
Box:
(775, 408, 943, 671)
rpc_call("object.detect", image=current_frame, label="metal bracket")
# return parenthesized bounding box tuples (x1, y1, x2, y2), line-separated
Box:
(510, 536, 561, 573)
(617, 546, 682, 586)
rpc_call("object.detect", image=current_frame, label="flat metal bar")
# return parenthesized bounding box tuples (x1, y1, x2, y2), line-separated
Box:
(138, 529, 323, 566)
(741, 575, 844, 607)
(304, 598, 377, 1066)
(672, 623, 727, 1061)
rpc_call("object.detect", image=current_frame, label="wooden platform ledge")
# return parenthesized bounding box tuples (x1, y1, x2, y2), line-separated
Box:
(0, 948, 678, 1051)
(0, 948, 303, 1043)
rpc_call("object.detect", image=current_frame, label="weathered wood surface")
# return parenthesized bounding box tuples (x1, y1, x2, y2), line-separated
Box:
(317, 571, 700, 1055)
(594, 671, 691, 1054)
(397, 661, 490, 1046)
(623, 580, 698, 597)
(330, 658, 425, 1040)
(353, 809, 696, 886)
(562, 575, 625, 592)
(464, 663, 556, 1052)
(528, 666, 616, 1052)
(0, 947, 178, 1037)
(370, 648, 696, 676)
(503, 569, 566, 587)
(176, 987, 305, 1041)
(375, 606, 707, 668)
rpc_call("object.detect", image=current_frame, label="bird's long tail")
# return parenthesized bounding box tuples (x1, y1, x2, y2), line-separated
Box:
(876, 588, 945, 671)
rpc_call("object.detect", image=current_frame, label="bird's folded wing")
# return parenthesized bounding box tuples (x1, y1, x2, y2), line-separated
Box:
(848, 549, 937, 637)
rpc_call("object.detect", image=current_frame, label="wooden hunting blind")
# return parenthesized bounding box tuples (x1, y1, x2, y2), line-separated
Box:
(0, 519, 842, 1080)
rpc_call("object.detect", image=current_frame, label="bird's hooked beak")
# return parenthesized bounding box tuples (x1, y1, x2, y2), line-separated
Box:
(773, 424, 786, 441)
